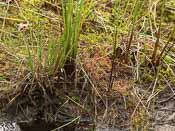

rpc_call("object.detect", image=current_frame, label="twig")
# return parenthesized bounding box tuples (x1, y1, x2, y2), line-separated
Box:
(51, 116, 80, 131)
(157, 94, 175, 104)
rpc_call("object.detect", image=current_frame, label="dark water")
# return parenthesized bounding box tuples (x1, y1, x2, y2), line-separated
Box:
(0, 118, 61, 131)
(18, 121, 59, 131)
(0, 122, 72, 131)
(0, 118, 122, 131)
(0, 119, 88, 131)
(0, 121, 122, 131)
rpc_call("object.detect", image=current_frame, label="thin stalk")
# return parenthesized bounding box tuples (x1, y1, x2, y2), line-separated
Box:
(108, 0, 120, 90)
(156, 27, 175, 65)
(123, 0, 131, 17)
(151, 0, 166, 64)
(23, 38, 34, 76)
(51, 116, 80, 131)
(72, 0, 84, 59)
(54, 0, 84, 75)
(125, 0, 143, 63)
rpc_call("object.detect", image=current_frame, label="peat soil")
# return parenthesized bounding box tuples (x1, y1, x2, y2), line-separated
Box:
(0, 44, 175, 131)
(0, 1, 175, 130)
(0, 45, 132, 131)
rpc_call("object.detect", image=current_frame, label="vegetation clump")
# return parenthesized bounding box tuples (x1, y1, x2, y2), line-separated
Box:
(0, 0, 175, 130)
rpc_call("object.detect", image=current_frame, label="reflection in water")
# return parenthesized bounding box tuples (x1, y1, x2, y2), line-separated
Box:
(0, 119, 122, 131)
(18, 120, 76, 131)
(18, 121, 57, 131)
(0, 121, 21, 131)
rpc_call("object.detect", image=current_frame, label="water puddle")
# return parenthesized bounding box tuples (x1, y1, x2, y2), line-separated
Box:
(0, 118, 124, 131)
(0, 119, 20, 131)
(0, 118, 89, 131)
(0, 120, 63, 131)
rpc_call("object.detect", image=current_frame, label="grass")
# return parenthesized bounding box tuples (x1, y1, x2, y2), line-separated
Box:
(22, 0, 84, 79)
(53, 0, 84, 76)
(0, 0, 175, 130)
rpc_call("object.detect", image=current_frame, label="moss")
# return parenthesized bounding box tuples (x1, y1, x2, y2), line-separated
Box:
(0, 74, 7, 81)
(80, 33, 113, 45)
(131, 107, 149, 131)
(159, 66, 174, 78)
